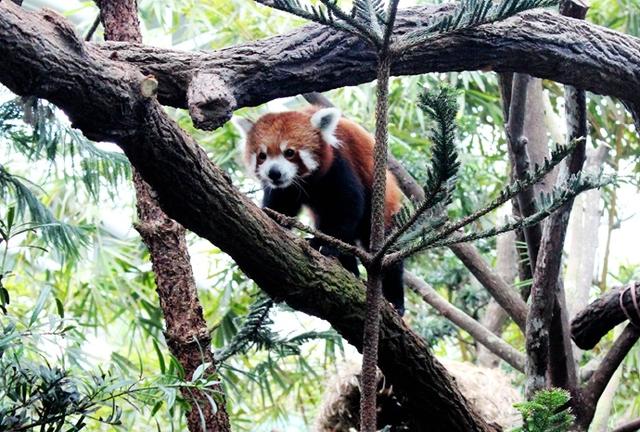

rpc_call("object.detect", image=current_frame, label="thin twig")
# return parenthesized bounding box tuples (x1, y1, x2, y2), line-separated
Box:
(84, 13, 101, 41)
(263, 208, 372, 264)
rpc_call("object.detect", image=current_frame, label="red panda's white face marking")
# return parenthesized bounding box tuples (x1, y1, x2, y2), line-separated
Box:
(234, 108, 341, 189)
(255, 141, 299, 188)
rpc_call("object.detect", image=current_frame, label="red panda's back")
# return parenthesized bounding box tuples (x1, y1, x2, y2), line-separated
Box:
(335, 118, 402, 225)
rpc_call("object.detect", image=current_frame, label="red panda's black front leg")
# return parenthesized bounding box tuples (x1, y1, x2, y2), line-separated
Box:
(383, 260, 405, 316)
(262, 185, 304, 217)
(307, 153, 366, 277)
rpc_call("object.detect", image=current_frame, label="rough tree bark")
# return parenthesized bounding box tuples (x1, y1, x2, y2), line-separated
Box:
(95, 1, 231, 430)
(89, 7, 640, 130)
(0, 3, 496, 430)
(571, 281, 640, 349)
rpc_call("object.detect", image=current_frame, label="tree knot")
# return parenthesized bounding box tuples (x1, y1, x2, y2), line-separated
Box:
(187, 73, 236, 131)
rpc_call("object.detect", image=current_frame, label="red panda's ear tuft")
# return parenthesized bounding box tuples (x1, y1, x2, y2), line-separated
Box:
(310, 108, 341, 148)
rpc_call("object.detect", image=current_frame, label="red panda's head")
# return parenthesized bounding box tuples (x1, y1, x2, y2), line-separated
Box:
(235, 108, 341, 189)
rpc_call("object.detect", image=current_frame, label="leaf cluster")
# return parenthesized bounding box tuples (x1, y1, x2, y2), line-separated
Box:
(255, 0, 558, 52)
(512, 388, 575, 432)
(0, 97, 130, 200)
(215, 293, 342, 364)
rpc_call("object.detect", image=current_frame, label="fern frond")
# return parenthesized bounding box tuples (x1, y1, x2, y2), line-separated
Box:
(386, 171, 611, 262)
(396, 0, 558, 51)
(442, 139, 580, 233)
(215, 294, 274, 363)
(430, 172, 611, 248)
(381, 86, 460, 254)
(0, 165, 83, 258)
(352, 0, 384, 39)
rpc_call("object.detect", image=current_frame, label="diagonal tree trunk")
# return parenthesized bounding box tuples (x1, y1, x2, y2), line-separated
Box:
(95, 1, 231, 430)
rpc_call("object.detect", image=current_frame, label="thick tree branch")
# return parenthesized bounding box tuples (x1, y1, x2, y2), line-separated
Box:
(0, 3, 495, 430)
(405, 272, 525, 372)
(571, 281, 640, 349)
(91, 7, 640, 130)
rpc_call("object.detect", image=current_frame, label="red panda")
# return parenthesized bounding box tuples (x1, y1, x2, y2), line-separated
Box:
(237, 107, 405, 314)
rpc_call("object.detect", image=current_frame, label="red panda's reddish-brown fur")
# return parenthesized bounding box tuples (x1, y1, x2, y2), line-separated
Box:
(245, 107, 402, 225)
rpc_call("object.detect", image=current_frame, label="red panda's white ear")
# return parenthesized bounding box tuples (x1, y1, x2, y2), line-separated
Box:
(231, 116, 254, 153)
(310, 108, 341, 148)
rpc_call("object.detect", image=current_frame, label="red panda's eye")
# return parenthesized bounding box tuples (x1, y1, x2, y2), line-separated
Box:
(283, 149, 295, 159)
(257, 152, 267, 163)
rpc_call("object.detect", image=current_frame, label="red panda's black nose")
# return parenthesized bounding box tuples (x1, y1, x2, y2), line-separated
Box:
(268, 168, 282, 182)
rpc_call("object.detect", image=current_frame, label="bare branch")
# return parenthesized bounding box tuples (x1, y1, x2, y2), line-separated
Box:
(405, 272, 525, 372)
(263, 208, 372, 264)
(449, 243, 527, 331)
(583, 324, 640, 410)
(506, 73, 542, 272)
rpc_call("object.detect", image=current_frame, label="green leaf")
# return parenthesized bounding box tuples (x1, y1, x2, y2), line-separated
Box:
(29, 285, 52, 326)
(55, 297, 64, 318)
(150, 400, 163, 417)
(152, 339, 166, 374)
(191, 362, 211, 382)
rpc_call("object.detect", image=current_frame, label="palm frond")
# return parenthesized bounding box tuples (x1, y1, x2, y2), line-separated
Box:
(0, 165, 84, 258)
(0, 97, 130, 200)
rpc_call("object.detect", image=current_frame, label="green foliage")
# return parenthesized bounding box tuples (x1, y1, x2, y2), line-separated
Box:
(390, 85, 460, 250)
(398, 0, 558, 50)
(512, 388, 575, 432)
(0, 178, 83, 260)
(388, 86, 608, 262)
(0, 97, 130, 200)
(257, 0, 558, 50)
(216, 293, 342, 364)
(0, 289, 221, 432)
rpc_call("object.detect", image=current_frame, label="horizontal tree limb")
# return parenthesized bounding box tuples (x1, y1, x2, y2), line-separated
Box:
(571, 281, 640, 349)
(405, 272, 525, 372)
(0, 3, 496, 431)
(91, 6, 640, 130)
